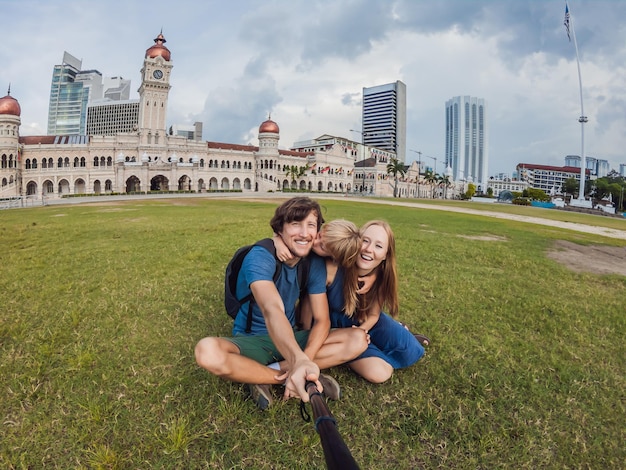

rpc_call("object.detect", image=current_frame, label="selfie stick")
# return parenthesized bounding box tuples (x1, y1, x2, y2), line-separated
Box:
(304, 381, 360, 470)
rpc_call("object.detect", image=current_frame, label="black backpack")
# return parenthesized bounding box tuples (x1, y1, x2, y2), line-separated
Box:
(224, 238, 310, 333)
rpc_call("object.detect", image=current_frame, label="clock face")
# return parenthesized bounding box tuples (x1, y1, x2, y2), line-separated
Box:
(153, 69, 163, 79)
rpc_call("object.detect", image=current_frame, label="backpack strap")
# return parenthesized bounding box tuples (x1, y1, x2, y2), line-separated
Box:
(296, 256, 310, 300)
(293, 255, 310, 330)
(242, 239, 311, 334)
(242, 239, 281, 333)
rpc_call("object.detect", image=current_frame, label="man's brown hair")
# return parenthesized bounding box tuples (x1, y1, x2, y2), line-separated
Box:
(270, 197, 324, 233)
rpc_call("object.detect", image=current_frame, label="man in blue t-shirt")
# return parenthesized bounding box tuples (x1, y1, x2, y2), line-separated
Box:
(195, 197, 368, 409)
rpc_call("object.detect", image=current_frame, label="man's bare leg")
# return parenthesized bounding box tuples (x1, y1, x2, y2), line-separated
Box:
(195, 336, 281, 384)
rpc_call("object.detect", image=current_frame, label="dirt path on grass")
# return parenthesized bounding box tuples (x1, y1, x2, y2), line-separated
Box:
(332, 197, 626, 241)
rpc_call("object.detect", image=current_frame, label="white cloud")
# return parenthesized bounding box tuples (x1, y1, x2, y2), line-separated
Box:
(3, 0, 626, 176)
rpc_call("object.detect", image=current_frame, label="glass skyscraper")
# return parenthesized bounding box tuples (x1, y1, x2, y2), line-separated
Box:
(445, 96, 488, 191)
(362, 81, 406, 161)
(47, 52, 96, 135)
(48, 52, 132, 136)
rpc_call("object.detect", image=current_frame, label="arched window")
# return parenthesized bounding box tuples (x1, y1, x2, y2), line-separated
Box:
(58, 179, 70, 194)
(43, 180, 54, 194)
(26, 181, 37, 195)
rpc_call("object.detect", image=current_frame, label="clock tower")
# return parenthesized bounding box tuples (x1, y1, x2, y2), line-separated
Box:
(138, 32, 172, 143)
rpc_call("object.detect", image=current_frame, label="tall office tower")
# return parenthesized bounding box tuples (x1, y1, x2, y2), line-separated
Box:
(47, 52, 96, 135)
(362, 81, 406, 161)
(445, 96, 488, 190)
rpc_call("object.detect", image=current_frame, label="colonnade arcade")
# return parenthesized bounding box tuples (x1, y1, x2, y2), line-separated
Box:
(25, 178, 114, 196)
(22, 173, 256, 196)
(278, 179, 350, 192)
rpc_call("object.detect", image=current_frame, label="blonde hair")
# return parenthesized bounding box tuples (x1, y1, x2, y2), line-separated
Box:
(355, 220, 399, 321)
(321, 219, 361, 316)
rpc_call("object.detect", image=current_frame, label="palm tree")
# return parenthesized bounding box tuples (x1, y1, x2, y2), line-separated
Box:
(285, 165, 308, 190)
(424, 169, 437, 198)
(386, 157, 406, 198)
(437, 174, 452, 199)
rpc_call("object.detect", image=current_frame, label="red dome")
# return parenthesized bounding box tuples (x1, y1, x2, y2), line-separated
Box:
(0, 93, 21, 116)
(145, 33, 171, 61)
(259, 119, 279, 134)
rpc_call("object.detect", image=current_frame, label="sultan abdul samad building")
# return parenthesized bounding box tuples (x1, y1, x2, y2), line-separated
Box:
(0, 33, 409, 202)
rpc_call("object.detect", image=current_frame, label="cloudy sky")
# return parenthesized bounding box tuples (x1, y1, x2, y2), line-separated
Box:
(3, 0, 626, 176)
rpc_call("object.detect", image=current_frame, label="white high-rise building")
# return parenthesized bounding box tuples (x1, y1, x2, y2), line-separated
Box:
(445, 96, 488, 191)
(361, 81, 406, 161)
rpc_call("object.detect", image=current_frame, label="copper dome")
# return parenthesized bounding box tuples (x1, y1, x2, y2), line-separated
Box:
(259, 118, 279, 134)
(0, 91, 21, 116)
(145, 33, 171, 61)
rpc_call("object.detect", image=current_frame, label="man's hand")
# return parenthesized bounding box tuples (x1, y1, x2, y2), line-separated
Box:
(278, 358, 321, 402)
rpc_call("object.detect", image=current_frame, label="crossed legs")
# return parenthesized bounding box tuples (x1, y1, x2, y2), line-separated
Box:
(194, 327, 368, 384)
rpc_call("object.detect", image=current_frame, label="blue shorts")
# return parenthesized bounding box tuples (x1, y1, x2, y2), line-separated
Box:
(331, 312, 424, 369)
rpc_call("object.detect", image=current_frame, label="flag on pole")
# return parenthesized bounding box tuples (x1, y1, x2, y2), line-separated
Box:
(564, 3, 571, 41)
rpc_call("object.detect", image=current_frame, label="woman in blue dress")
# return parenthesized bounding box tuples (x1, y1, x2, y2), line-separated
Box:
(278, 219, 428, 383)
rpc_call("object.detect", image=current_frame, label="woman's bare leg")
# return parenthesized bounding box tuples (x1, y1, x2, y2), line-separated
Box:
(349, 357, 393, 383)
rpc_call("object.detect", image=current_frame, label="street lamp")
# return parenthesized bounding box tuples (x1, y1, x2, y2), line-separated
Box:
(425, 155, 438, 174)
(408, 149, 422, 167)
(350, 129, 367, 144)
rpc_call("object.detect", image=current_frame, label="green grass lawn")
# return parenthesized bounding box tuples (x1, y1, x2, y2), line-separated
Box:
(1, 198, 624, 469)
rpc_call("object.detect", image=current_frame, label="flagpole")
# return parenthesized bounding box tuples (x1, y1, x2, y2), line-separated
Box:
(565, 1, 588, 205)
